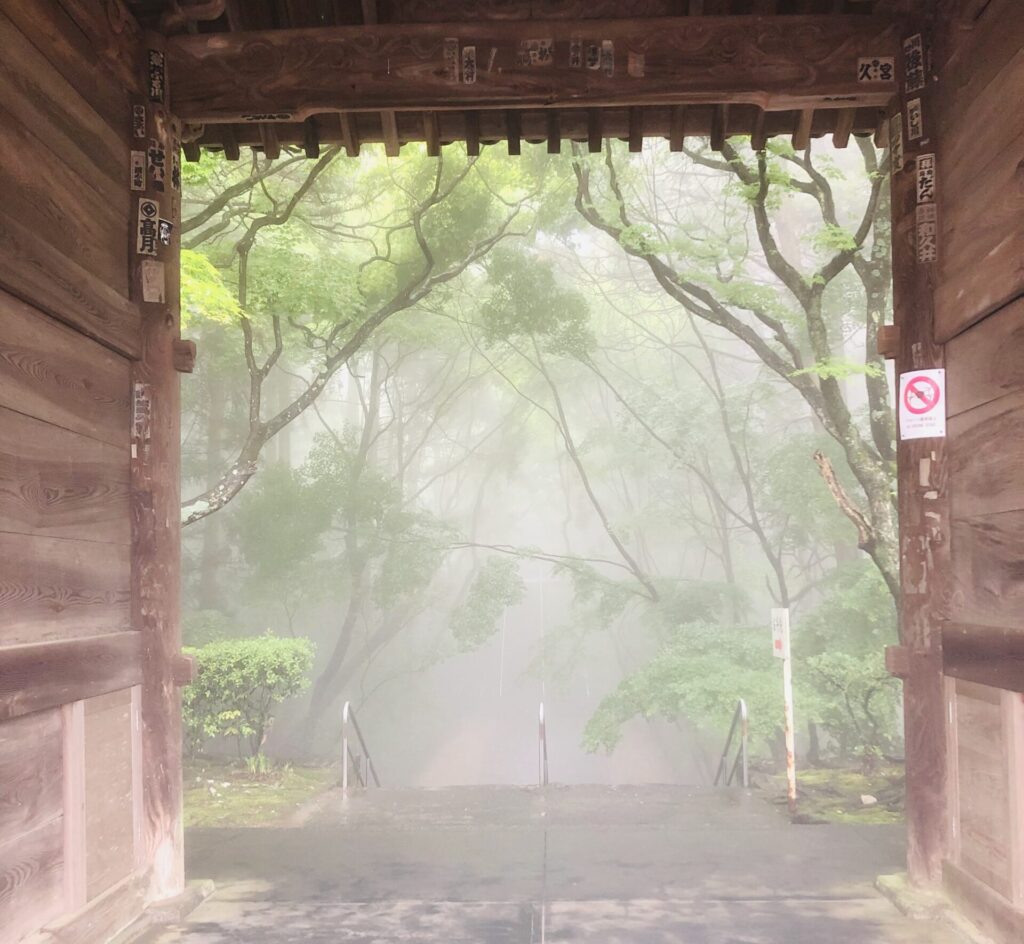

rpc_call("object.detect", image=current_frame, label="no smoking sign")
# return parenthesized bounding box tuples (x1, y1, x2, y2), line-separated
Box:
(898, 369, 946, 440)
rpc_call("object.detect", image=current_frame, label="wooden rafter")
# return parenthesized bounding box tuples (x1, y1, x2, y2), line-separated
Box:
(167, 15, 900, 124)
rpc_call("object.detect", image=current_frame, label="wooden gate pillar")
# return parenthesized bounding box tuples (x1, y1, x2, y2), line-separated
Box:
(886, 18, 950, 886)
(130, 31, 185, 901)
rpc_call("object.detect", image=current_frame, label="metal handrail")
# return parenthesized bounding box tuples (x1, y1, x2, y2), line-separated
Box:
(538, 702, 549, 787)
(341, 701, 381, 791)
(713, 698, 749, 788)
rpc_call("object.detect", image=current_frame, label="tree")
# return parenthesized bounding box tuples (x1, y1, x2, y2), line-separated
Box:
(571, 138, 898, 601)
(180, 146, 544, 525)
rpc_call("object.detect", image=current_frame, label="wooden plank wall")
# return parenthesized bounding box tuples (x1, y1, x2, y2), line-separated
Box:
(0, 2, 152, 942)
(931, 0, 1024, 938)
(0, 3, 141, 357)
(0, 711, 65, 944)
(933, 2, 1024, 340)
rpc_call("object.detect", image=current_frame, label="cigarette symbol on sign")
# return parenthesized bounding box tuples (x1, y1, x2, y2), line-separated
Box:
(903, 375, 940, 415)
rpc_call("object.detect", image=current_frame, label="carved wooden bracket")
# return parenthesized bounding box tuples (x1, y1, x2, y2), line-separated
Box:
(877, 324, 901, 359)
(172, 653, 197, 686)
(172, 338, 197, 373)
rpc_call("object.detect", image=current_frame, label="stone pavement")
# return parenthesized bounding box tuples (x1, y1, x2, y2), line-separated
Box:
(136, 785, 967, 943)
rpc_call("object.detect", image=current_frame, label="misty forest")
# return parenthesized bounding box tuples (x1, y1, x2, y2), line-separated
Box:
(178, 133, 902, 815)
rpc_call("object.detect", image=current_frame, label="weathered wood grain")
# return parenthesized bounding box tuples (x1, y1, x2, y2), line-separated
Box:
(168, 16, 900, 123)
(0, 817, 64, 944)
(947, 297, 1024, 416)
(955, 680, 1012, 899)
(0, 290, 131, 445)
(0, 12, 128, 208)
(0, 407, 130, 545)
(891, 38, 949, 883)
(951, 510, 1024, 630)
(934, 114, 1024, 340)
(949, 390, 1024, 520)
(195, 103, 884, 153)
(85, 689, 135, 900)
(0, 710, 62, 840)
(62, 700, 86, 912)
(0, 633, 143, 722)
(381, 0, 687, 20)
(944, 623, 1024, 693)
(1, 0, 133, 130)
(134, 30, 186, 903)
(933, 10, 1024, 340)
(23, 871, 148, 944)
(0, 533, 131, 648)
(0, 102, 129, 298)
(1003, 688, 1024, 905)
(945, 858, 1024, 944)
(0, 213, 141, 360)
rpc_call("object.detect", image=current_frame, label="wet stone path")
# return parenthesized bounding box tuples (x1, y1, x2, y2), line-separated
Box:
(137, 785, 966, 943)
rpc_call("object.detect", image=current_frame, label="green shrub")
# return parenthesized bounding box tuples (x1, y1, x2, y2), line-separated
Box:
(182, 635, 315, 758)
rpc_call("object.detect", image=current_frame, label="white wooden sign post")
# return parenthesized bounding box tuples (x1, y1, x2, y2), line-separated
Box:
(771, 607, 797, 815)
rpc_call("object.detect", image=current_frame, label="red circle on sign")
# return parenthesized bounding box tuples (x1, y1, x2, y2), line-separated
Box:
(903, 375, 940, 415)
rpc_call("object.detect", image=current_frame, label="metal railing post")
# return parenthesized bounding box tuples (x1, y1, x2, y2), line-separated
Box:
(342, 701, 350, 792)
(714, 699, 750, 788)
(341, 700, 380, 792)
(538, 702, 549, 787)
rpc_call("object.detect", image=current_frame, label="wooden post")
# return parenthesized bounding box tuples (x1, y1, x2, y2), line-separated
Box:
(890, 19, 950, 886)
(131, 31, 185, 902)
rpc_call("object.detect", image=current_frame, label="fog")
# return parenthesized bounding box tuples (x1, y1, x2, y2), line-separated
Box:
(179, 136, 901, 789)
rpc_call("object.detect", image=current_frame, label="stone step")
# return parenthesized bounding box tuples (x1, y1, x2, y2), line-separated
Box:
(140, 896, 968, 943)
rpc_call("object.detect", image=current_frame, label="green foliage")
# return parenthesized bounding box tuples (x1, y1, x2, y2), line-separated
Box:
(182, 635, 315, 758)
(479, 247, 593, 356)
(791, 357, 883, 380)
(809, 223, 858, 254)
(180, 249, 241, 329)
(183, 609, 234, 647)
(583, 620, 780, 754)
(450, 556, 526, 651)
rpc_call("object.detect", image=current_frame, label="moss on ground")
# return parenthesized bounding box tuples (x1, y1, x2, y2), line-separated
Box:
(184, 759, 337, 828)
(761, 764, 905, 825)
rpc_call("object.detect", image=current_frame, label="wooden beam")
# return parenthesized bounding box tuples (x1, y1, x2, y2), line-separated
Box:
(546, 110, 561, 154)
(942, 623, 1024, 694)
(505, 109, 521, 156)
(258, 123, 280, 159)
(221, 124, 241, 160)
(890, 38, 949, 885)
(873, 109, 889, 148)
(587, 108, 603, 153)
(750, 106, 767, 150)
(302, 117, 319, 158)
(464, 110, 480, 156)
(710, 103, 728, 151)
(168, 16, 901, 124)
(361, 0, 378, 24)
(172, 338, 197, 373)
(422, 111, 440, 156)
(381, 109, 400, 156)
(628, 107, 644, 153)
(181, 141, 201, 162)
(832, 107, 855, 148)
(0, 634, 143, 722)
(339, 112, 360, 157)
(668, 105, 687, 152)
(133, 30, 185, 903)
(876, 323, 900, 359)
(793, 107, 814, 151)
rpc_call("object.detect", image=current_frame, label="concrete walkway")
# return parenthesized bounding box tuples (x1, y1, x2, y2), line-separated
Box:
(138, 785, 966, 943)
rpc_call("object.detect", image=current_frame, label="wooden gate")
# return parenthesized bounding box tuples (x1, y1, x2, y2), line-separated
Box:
(0, 3, 184, 941)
